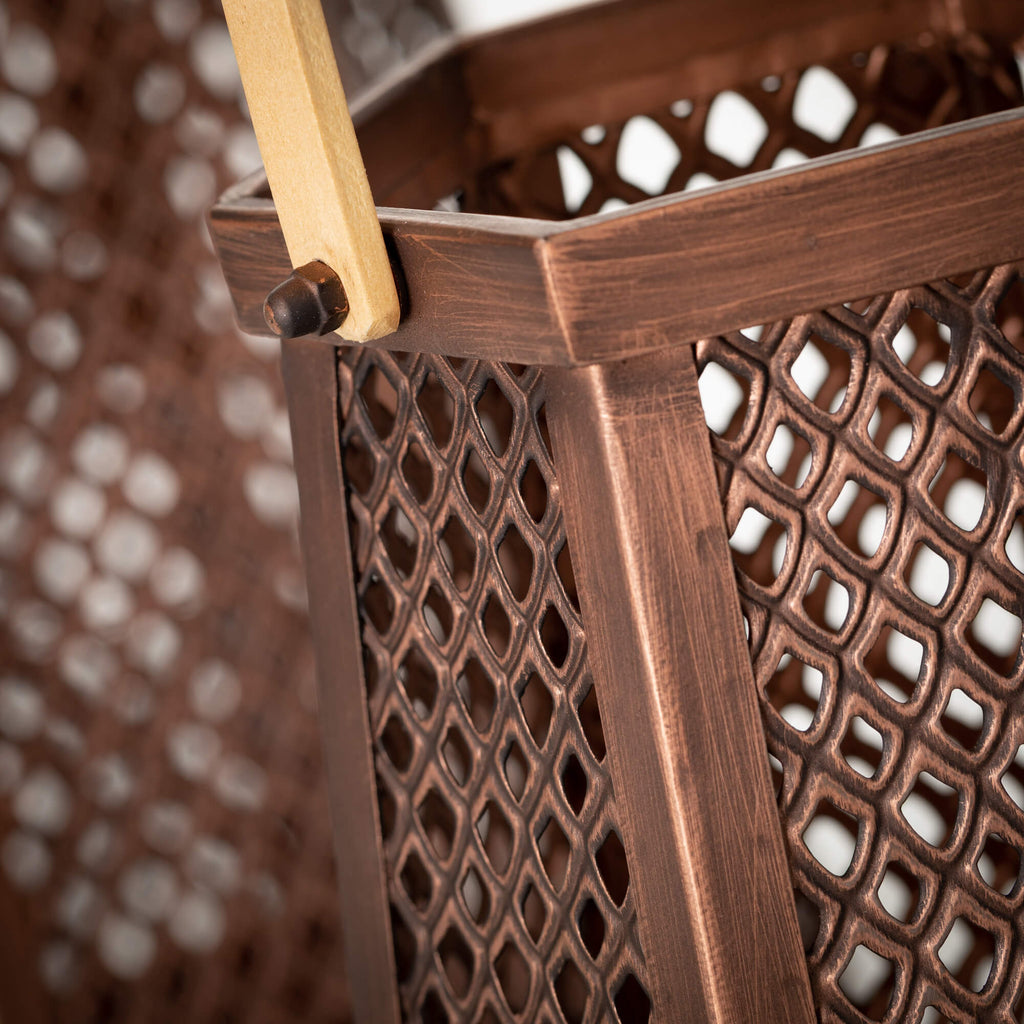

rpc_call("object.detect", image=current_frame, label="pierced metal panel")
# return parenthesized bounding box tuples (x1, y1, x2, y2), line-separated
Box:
(474, 34, 1023, 219)
(336, 350, 652, 1024)
(484, 29, 1024, 1024)
(697, 265, 1024, 1022)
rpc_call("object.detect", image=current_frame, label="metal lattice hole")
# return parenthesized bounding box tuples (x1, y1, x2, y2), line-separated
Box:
(497, 524, 534, 603)
(578, 898, 605, 959)
(461, 447, 491, 514)
(892, 307, 951, 387)
(460, 866, 490, 926)
(876, 859, 922, 924)
(401, 439, 434, 502)
(967, 597, 1022, 677)
(937, 917, 996, 994)
(766, 421, 813, 489)
(867, 393, 915, 463)
(840, 715, 884, 779)
(554, 959, 588, 1024)
(399, 643, 438, 720)
(482, 595, 512, 659)
(561, 754, 588, 816)
(437, 926, 475, 999)
(519, 672, 552, 748)
(900, 771, 960, 849)
(802, 568, 851, 633)
(439, 516, 477, 592)
(928, 450, 988, 533)
(976, 833, 1021, 896)
(504, 740, 530, 802)
(442, 727, 472, 787)
(790, 332, 852, 414)
(729, 507, 788, 587)
(555, 542, 580, 613)
(423, 584, 454, 645)
(537, 818, 571, 892)
(344, 432, 375, 494)
(837, 944, 895, 1021)
(866, 623, 924, 704)
(416, 371, 454, 449)
(970, 362, 1016, 435)
(577, 686, 606, 761)
(381, 714, 414, 773)
(419, 790, 456, 861)
(494, 942, 531, 1015)
(595, 830, 630, 907)
(358, 363, 399, 441)
(765, 652, 823, 734)
(400, 851, 432, 911)
(540, 605, 570, 669)
(939, 687, 985, 753)
(518, 459, 548, 524)
(477, 801, 514, 877)
(827, 478, 889, 559)
(364, 577, 395, 635)
(457, 657, 497, 735)
(614, 973, 652, 1024)
(475, 378, 514, 458)
(381, 506, 418, 579)
(698, 360, 750, 440)
(802, 799, 860, 877)
(520, 882, 545, 944)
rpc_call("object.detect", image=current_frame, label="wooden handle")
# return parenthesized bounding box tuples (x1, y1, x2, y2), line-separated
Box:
(222, 0, 400, 342)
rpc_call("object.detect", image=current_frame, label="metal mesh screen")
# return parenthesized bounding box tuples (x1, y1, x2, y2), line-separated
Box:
(336, 348, 652, 1024)
(476, 34, 1024, 220)
(698, 263, 1024, 1023)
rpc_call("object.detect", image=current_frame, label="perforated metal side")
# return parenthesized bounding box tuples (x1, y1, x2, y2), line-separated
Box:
(484, 27, 1024, 1024)
(697, 266, 1024, 1023)
(336, 349, 652, 1024)
(475, 35, 1023, 219)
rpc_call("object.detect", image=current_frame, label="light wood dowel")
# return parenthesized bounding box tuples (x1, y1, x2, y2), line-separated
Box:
(222, 0, 401, 341)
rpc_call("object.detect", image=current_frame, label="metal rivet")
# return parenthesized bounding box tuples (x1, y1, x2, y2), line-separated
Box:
(263, 260, 347, 339)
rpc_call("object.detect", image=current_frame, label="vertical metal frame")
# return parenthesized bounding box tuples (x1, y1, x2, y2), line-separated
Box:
(281, 338, 401, 1024)
(545, 348, 817, 1023)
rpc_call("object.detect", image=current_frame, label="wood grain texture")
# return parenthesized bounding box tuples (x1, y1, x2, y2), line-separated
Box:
(280, 338, 400, 1024)
(211, 109, 1024, 366)
(545, 349, 816, 1024)
(222, 0, 400, 341)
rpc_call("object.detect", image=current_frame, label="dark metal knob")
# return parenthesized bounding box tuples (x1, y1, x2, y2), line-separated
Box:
(263, 260, 348, 338)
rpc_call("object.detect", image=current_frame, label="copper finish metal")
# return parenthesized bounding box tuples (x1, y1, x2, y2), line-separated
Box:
(326, 346, 652, 1023)
(212, 5, 1024, 1024)
(545, 349, 816, 1023)
(213, 37, 1024, 364)
(698, 264, 1024, 1022)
